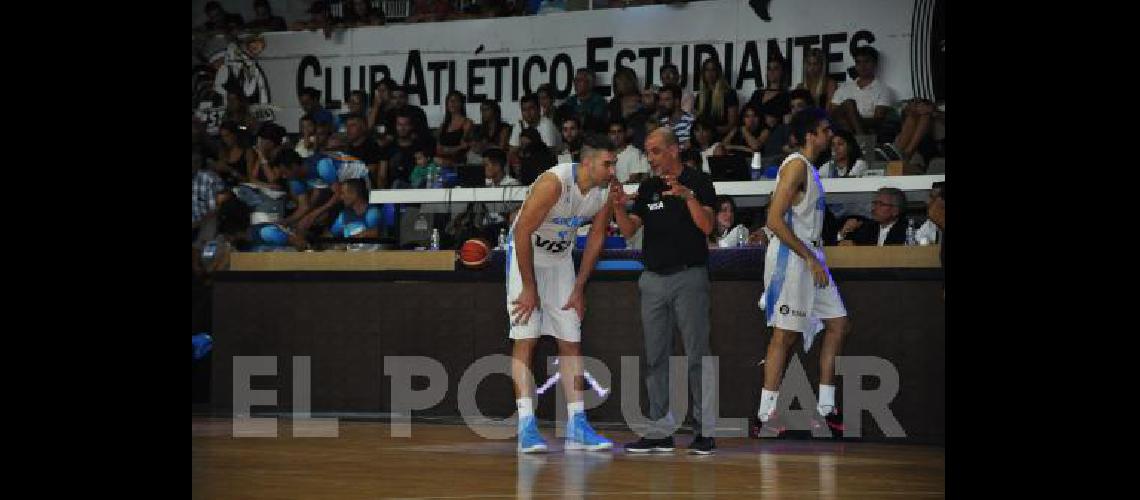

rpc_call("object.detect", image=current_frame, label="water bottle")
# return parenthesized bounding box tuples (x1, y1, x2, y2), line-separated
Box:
(905, 218, 916, 246)
(751, 152, 764, 181)
(736, 224, 747, 247)
(431, 166, 443, 189)
(430, 228, 441, 250)
(498, 228, 508, 249)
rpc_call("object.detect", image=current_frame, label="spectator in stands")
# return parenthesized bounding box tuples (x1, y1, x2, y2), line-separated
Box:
(748, 56, 791, 128)
(199, 1, 244, 33)
(837, 187, 908, 245)
(328, 178, 382, 239)
(606, 67, 641, 127)
(343, 0, 386, 26)
(830, 46, 896, 139)
(292, 1, 334, 32)
(250, 123, 287, 183)
(223, 88, 259, 132)
(710, 196, 750, 248)
(213, 121, 254, 186)
(470, 100, 511, 155)
(915, 181, 943, 245)
(193, 149, 226, 241)
(692, 119, 726, 174)
(295, 114, 319, 158)
(761, 107, 790, 158)
(408, 149, 440, 189)
(246, 0, 287, 32)
(537, 84, 557, 121)
(299, 87, 336, 128)
(295, 133, 371, 232)
(799, 48, 838, 113)
(344, 113, 384, 187)
(639, 86, 661, 138)
(660, 63, 693, 114)
(313, 121, 334, 154)
(878, 98, 940, 170)
(608, 118, 650, 183)
(722, 103, 769, 156)
(562, 68, 609, 134)
(380, 111, 436, 188)
(435, 90, 474, 167)
(657, 84, 695, 151)
(516, 128, 557, 185)
(408, 0, 456, 23)
(694, 57, 739, 140)
(338, 90, 368, 132)
(509, 93, 559, 163)
(556, 115, 583, 163)
(384, 85, 430, 138)
(818, 129, 868, 178)
(368, 78, 398, 141)
(483, 148, 519, 187)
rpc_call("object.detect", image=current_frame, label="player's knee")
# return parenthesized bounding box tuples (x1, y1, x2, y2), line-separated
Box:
(770, 328, 797, 348)
(512, 338, 538, 354)
(556, 340, 581, 357)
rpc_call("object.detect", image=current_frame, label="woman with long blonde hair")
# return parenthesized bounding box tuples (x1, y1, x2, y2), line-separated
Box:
(694, 57, 739, 140)
(799, 48, 839, 113)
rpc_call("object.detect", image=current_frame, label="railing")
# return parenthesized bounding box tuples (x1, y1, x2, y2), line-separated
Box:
(369, 175, 946, 204)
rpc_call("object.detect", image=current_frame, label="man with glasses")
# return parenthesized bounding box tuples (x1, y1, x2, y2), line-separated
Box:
(836, 187, 908, 245)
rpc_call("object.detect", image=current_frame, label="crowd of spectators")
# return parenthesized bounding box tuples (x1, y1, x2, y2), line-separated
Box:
(195, 0, 704, 36)
(195, 4, 944, 256)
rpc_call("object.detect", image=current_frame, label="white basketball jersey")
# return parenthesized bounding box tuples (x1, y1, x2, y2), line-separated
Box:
(774, 152, 827, 244)
(510, 162, 606, 266)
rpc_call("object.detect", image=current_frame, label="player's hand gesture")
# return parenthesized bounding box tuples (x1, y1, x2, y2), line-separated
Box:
(609, 180, 628, 210)
(809, 257, 830, 288)
(511, 285, 539, 326)
(561, 287, 586, 322)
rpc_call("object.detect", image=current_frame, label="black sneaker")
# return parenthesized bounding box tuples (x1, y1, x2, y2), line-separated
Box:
(688, 435, 716, 455)
(624, 436, 675, 453)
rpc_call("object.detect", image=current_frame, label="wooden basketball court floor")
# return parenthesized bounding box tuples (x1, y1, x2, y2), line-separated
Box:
(192, 417, 944, 498)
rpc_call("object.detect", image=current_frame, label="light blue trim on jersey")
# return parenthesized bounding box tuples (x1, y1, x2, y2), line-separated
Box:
(765, 211, 794, 324)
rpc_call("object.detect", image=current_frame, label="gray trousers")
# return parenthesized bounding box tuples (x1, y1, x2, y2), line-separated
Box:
(638, 266, 716, 437)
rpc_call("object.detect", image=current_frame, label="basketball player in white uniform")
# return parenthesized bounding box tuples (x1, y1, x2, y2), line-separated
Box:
(507, 135, 619, 453)
(756, 108, 851, 436)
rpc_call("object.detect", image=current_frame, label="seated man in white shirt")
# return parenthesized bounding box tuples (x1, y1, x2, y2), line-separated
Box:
(829, 46, 895, 140)
(913, 181, 943, 244)
(607, 118, 650, 183)
(483, 148, 519, 187)
(837, 187, 908, 245)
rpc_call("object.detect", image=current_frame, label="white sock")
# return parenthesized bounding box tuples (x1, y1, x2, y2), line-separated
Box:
(817, 384, 836, 415)
(517, 397, 534, 421)
(567, 400, 584, 416)
(758, 389, 779, 422)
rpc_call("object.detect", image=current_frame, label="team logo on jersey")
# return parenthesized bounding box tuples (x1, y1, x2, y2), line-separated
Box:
(778, 305, 806, 317)
(648, 201, 665, 211)
(534, 234, 571, 253)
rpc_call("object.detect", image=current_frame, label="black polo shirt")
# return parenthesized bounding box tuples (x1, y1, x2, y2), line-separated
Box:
(632, 167, 717, 272)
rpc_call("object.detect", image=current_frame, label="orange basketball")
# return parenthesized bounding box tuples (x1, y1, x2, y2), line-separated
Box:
(458, 238, 491, 269)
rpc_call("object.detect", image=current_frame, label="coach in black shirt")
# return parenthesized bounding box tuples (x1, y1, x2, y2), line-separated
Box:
(611, 127, 719, 455)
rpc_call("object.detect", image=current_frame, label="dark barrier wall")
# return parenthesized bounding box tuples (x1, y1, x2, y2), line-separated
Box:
(210, 269, 944, 444)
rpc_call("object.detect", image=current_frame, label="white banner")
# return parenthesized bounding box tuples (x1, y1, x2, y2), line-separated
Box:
(194, 0, 925, 134)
